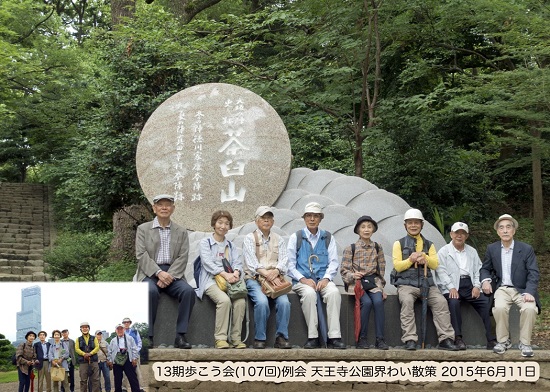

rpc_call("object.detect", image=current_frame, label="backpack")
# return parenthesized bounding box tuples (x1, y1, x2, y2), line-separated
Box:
(295, 229, 331, 253)
(11, 353, 17, 366)
(193, 239, 233, 289)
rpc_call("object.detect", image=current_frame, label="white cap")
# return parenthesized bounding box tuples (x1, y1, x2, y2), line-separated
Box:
(403, 208, 424, 222)
(115, 324, 124, 329)
(255, 206, 273, 219)
(303, 202, 323, 216)
(451, 222, 469, 233)
(494, 214, 519, 231)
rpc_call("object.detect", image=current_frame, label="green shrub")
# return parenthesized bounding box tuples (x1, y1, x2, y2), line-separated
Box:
(97, 258, 137, 282)
(45, 232, 113, 281)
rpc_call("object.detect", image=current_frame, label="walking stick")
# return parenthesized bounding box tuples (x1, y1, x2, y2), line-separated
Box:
(308, 254, 328, 347)
(421, 262, 429, 349)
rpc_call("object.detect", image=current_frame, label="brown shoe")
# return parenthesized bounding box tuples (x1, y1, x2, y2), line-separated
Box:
(274, 335, 291, 349)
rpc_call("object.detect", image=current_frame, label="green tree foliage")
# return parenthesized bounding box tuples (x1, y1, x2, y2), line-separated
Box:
(132, 322, 149, 340)
(44, 231, 113, 281)
(0, 0, 96, 182)
(380, 0, 550, 247)
(0, 333, 16, 371)
(2, 0, 548, 247)
(47, 0, 111, 43)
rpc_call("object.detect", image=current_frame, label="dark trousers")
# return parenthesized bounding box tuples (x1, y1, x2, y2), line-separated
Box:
(113, 359, 139, 392)
(18, 367, 31, 392)
(60, 363, 74, 392)
(444, 276, 495, 341)
(145, 264, 195, 338)
(359, 290, 385, 340)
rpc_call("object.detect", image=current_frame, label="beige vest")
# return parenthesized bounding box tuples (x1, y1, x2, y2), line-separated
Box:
(244, 230, 280, 279)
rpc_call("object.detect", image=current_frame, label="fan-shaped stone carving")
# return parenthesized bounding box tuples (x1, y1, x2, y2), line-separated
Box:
(285, 167, 312, 189)
(321, 175, 378, 205)
(272, 188, 311, 210)
(183, 168, 445, 296)
(296, 169, 342, 192)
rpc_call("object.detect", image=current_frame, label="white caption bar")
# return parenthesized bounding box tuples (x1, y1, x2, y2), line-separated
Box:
(152, 361, 539, 383)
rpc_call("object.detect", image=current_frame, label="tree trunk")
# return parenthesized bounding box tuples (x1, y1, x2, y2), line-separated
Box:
(531, 128, 545, 251)
(111, 204, 152, 261)
(111, 0, 135, 26)
(354, 131, 363, 177)
(353, 0, 382, 178)
(164, 0, 223, 24)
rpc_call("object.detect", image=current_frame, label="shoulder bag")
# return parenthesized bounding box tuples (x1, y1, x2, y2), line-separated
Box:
(114, 335, 129, 366)
(215, 243, 248, 299)
(253, 231, 291, 298)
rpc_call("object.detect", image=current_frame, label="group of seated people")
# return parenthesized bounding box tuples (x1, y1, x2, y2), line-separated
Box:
(136, 194, 540, 358)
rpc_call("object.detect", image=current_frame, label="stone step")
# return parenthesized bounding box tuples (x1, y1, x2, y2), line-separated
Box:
(0, 252, 43, 260)
(0, 231, 47, 238)
(0, 239, 45, 249)
(0, 259, 45, 267)
(0, 264, 45, 276)
(0, 242, 42, 250)
(0, 274, 35, 282)
(0, 183, 51, 281)
(0, 223, 44, 230)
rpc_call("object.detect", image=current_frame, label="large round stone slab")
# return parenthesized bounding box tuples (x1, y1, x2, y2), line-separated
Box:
(136, 83, 292, 231)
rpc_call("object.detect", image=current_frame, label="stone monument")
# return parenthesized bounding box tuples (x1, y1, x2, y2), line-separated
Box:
(136, 83, 292, 232)
(136, 83, 446, 292)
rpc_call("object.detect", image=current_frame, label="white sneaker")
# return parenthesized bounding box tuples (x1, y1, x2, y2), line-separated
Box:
(519, 342, 534, 357)
(493, 339, 511, 354)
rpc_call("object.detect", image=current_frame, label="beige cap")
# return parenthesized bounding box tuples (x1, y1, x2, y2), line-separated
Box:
(303, 202, 323, 217)
(494, 214, 519, 231)
(255, 206, 273, 219)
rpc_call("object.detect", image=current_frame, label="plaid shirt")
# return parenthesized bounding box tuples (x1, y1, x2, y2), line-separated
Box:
(152, 217, 171, 265)
(340, 239, 386, 286)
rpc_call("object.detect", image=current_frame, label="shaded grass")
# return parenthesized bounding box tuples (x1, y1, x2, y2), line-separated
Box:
(0, 370, 18, 383)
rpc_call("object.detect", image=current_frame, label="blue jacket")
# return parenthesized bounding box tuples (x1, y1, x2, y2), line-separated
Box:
(33, 341, 51, 370)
